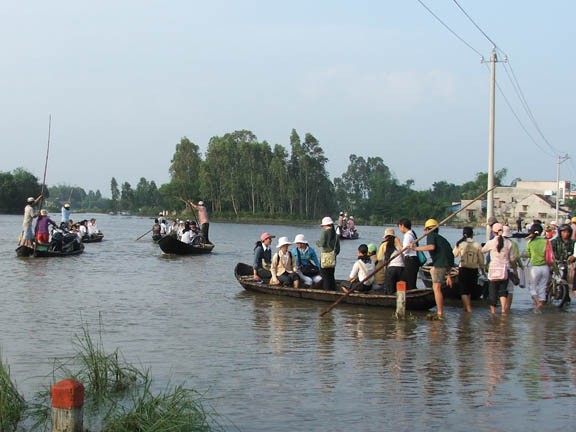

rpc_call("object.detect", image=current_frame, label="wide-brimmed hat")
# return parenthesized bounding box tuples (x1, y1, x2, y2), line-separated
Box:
(502, 226, 512, 238)
(260, 232, 275, 242)
(64, 203, 70, 208)
(383, 227, 395, 238)
(320, 216, 334, 226)
(276, 236, 291, 248)
(492, 223, 503, 234)
(27, 197, 35, 203)
(40, 209, 48, 216)
(487, 216, 498, 226)
(293, 234, 308, 244)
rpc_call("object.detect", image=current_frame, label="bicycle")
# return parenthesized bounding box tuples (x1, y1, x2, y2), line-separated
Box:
(546, 263, 571, 308)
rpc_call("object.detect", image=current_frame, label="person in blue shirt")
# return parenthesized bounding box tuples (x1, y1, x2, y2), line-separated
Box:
(292, 234, 322, 287)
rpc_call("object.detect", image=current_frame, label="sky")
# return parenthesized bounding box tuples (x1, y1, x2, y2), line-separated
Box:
(1, 1, 575, 198)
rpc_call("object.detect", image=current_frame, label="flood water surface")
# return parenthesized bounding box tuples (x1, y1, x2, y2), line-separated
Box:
(1, 214, 576, 431)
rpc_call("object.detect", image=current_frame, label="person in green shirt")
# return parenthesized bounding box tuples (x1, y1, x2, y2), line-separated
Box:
(412, 218, 454, 319)
(525, 223, 549, 311)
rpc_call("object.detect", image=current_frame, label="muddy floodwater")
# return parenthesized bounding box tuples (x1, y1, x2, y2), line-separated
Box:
(1, 214, 575, 431)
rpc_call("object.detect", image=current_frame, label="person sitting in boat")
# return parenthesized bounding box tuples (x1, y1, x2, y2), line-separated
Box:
(78, 220, 90, 241)
(367, 243, 383, 290)
(253, 232, 275, 282)
(35, 209, 58, 245)
(190, 220, 201, 237)
(270, 237, 300, 288)
(87, 218, 100, 237)
(378, 228, 406, 294)
(292, 234, 322, 287)
(176, 220, 186, 239)
(61, 203, 71, 229)
(180, 221, 194, 244)
(344, 244, 374, 293)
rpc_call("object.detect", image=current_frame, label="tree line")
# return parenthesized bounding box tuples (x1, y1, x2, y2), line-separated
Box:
(1, 128, 534, 223)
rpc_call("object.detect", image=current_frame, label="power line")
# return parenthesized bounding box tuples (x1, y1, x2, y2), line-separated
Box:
(415, 0, 484, 58)
(451, 0, 501, 53)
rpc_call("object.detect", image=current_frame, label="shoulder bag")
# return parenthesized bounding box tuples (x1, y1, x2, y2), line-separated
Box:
(297, 249, 320, 276)
(320, 235, 337, 269)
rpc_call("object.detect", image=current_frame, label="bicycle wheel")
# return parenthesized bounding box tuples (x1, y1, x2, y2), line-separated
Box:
(548, 281, 569, 308)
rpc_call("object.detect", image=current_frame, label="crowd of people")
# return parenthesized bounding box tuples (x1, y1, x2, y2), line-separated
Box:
(151, 200, 211, 245)
(250, 214, 576, 320)
(18, 197, 102, 251)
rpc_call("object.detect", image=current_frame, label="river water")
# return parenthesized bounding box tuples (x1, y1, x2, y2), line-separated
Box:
(1, 214, 575, 431)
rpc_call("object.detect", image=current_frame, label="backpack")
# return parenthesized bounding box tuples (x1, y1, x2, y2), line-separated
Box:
(459, 241, 480, 269)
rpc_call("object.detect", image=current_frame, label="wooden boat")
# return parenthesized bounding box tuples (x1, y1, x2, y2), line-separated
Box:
(339, 231, 359, 240)
(511, 231, 529, 239)
(16, 242, 85, 258)
(158, 235, 214, 255)
(83, 232, 104, 243)
(234, 263, 436, 310)
(418, 265, 485, 300)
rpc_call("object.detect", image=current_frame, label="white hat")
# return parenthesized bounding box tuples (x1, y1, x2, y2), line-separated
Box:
(383, 227, 395, 238)
(27, 197, 35, 203)
(320, 216, 334, 226)
(293, 234, 308, 244)
(550, 220, 557, 226)
(502, 225, 512, 238)
(198, 201, 204, 206)
(276, 236, 292, 248)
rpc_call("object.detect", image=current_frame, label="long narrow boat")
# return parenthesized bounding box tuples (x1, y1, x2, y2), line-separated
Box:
(234, 263, 436, 310)
(16, 242, 85, 258)
(158, 235, 214, 255)
(83, 232, 104, 243)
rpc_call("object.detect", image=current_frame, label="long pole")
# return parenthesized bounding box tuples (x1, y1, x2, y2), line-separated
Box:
(40, 115, 52, 208)
(486, 50, 496, 242)
(555, 154, 570, 223)
(320, 186, 496, 317)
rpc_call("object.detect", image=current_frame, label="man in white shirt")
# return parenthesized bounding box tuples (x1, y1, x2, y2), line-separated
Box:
(398, 218, 420, 290)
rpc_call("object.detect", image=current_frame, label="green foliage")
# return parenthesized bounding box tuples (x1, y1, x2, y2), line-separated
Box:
(0, 168, 42, 213)
(0, 351, 26, 432)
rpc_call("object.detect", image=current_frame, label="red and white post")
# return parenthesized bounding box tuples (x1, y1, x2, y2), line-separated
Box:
(395, 281, 407, 320)
(51, 379, 84, 432)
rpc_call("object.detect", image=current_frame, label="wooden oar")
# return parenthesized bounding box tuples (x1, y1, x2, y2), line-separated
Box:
(33, 115, 52, 255)
(135, 228, 153, 241)
(320, 186, 496, 317)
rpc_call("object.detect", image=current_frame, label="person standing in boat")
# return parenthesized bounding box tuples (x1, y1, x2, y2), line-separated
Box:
(377, 227, 405, 295)
(34, 209, 57, 245)
(253, 232, 275, 282)
(452, 226, 484, 313)
(317, 216, 340, 291)
(411, 219, 454, 320)
(292, 233, 322, 287)
(397, 218, 420, 290)
(188, 200, 210, 243)
(61, 203, 71, 229)
(19, 195, 42, 248)
(270, 237, 300, 288)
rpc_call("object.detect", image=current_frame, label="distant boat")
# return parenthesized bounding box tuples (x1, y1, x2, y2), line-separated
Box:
(83, 232, 104, 243)
(158, 235, 214, 255)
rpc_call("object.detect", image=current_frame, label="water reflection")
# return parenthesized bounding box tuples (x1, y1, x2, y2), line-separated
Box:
(2, 215, 576, 431)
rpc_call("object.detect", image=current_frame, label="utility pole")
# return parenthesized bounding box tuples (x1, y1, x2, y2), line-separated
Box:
(555, 154, 570, 223)
(485, 49, 497, 241)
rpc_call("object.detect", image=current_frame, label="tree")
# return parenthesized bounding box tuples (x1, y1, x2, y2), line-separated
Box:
(169, 137, 203, 200)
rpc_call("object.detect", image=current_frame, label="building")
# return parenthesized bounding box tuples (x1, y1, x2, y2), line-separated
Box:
(457, 180, 572, 226)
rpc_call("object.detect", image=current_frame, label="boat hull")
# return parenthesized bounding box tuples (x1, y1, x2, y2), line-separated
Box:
(158, 235, 214, 255)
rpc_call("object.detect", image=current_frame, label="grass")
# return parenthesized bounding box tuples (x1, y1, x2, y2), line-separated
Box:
(23, 318, 220, 432)
(0, 350, 26, 432)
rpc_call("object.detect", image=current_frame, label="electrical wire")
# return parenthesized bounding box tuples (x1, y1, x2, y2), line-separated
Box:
(451, 0, 501, 53)
(415, 0, 484, 58)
